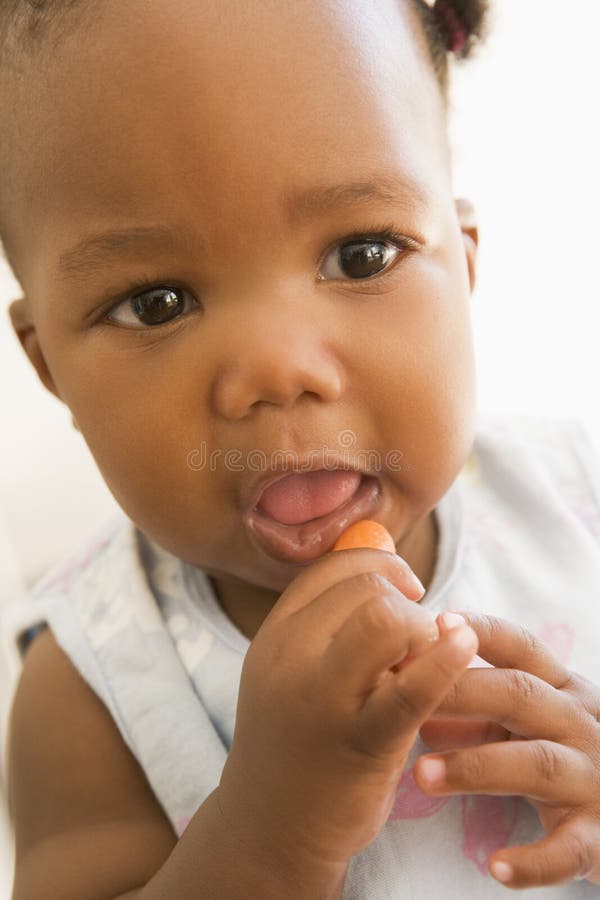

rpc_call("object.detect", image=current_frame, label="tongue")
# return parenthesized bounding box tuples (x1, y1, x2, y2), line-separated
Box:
(257, 470, 362, 525)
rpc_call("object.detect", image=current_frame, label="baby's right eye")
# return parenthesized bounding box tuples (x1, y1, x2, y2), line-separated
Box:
(106, 284, 199, 328)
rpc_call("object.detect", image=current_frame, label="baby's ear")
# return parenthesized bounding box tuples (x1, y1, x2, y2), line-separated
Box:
(8, 296, 63, 402)
(455, 197, 478, 293)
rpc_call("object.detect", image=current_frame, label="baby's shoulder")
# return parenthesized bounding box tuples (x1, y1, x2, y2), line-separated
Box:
(7, 626, 176, 898)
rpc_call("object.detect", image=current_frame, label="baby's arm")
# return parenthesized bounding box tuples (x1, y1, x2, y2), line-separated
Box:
(8, 628, 177, 900)
(8, 629, 342, 900)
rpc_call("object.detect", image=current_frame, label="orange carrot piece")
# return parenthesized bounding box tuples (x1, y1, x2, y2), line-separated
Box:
(332, 519, 396, 553)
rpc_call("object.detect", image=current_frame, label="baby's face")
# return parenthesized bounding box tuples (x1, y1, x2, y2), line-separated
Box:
(6, 0, 476, 595)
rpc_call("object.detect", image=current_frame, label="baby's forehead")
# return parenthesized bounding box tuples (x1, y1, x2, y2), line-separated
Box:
(0, 0, 446, 283)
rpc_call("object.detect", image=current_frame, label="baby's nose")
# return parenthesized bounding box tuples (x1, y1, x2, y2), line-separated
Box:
(210, 316, 344, 420)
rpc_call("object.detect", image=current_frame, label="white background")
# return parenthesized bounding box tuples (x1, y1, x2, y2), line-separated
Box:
(1, 1, 600, 895)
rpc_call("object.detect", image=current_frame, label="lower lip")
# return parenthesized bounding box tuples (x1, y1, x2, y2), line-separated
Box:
(244, 474, 383, 565)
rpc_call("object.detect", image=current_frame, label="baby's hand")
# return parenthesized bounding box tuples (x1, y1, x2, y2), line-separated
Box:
(217, 549, 478, 881)
(414, 612, 600, 889)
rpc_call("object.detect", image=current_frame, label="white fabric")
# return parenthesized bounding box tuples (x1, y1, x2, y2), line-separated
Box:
(5, 413, 600, 898)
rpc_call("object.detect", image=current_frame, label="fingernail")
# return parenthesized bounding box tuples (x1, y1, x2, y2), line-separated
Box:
(439, 612, 466, 631)
(404, 570, 425, 597)
(418, 757, 445, 787)
(412, 574, 426, 596)
(490, 860, 513, 883)
(395, 555, 426, 598)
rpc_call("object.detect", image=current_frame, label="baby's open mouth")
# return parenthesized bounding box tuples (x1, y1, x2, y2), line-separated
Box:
(256, 468, 363, 525)
(244, 469, 383, 565)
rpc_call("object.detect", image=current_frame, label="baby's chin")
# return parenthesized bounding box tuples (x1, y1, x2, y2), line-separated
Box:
(195, 554, 315, 596)
(135, 467, 434, 593)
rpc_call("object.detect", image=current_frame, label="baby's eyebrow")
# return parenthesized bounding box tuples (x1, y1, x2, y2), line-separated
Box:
(56, 224, 185, 281)
(55, 172, 426, 281)
(284, 173, 427, 226)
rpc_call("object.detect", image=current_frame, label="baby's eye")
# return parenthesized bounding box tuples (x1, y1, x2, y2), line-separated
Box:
(106, 285, 198, 328)
(102, 229, 412, 329)
(318, 232, 405, 282)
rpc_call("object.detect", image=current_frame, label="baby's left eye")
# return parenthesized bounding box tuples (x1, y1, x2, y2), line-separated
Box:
(318, 235, 403, 282)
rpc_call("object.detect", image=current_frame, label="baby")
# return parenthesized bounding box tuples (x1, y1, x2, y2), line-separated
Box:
(3, 0, 600, 897)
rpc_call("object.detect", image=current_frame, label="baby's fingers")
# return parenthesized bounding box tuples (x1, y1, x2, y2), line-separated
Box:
(486, 815, 600, 889)
(319, 589, 438, 701)
(414, 740, 590, 804)
(454, 612, 570, 688)
(419, 718, 509, 751)
(356, 625, 478, 758)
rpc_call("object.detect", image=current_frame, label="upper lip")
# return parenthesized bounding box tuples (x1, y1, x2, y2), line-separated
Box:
(243, 457, 369, 516)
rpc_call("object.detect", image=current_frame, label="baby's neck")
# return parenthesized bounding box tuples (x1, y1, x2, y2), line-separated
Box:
(210, 576, 280, 640)
(401, 508, 440, 597)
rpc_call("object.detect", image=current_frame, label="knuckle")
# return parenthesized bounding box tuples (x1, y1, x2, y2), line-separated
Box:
(443, 679, 461, 707)
(485, 614, 504, 646)
(519, 853, 553, 888)
(531, 741, 562, 783)
(566, 670, 593, 695)
(518, 625, 541, 662)
(572, 696, 595, 728)
(359, 555, 420, 594)
(564, 670, 600, 719)
(506, 669, 542, 707)
(356, 594, 402, 635)
(389, 682, 420, 720)
(460, 750, 487, 786)
(560, 669, 580, 693)
(565, 825, 592, 874)
(353, 571, 394, 597)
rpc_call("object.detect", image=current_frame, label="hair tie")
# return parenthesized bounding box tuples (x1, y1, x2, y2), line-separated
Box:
(423, 0, 468, 55)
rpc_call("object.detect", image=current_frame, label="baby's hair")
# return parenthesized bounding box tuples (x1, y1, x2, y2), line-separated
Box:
(414, 0, 489, 96)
